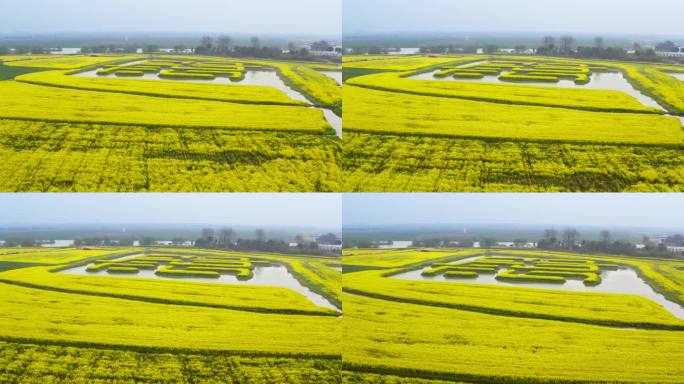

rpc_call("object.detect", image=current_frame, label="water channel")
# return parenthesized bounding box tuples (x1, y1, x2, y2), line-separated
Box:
(59, 253, 339, 310)
(73, 62, 341, 137)
(409, 61, 684, 127)
(391, 255, 684, 318)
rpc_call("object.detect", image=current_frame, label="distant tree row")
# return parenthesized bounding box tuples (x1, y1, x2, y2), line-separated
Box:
(344, 228, 683, 259)
(193, 36, 338, 62)
(193, 227, 339, 256)
(537, 228, 682, 258)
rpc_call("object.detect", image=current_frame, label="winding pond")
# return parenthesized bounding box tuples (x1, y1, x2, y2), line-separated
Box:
(59, 254, 338, 310)
(409, 62, 684, 127)
(410, 68, 665, 111)
(391, 255, 684, 318)
(74, 63, 341, 137)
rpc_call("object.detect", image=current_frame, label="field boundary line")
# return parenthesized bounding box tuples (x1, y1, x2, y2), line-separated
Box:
(343, 362, 637, 384)
(0, 116, 335, 136)
(342, 289, 684, 331)
(343, 126, 684, 149)
(0, 335, 341, 360)
(0, 280, 340, 317)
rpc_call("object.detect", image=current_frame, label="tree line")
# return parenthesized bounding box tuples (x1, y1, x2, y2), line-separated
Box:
(347, 36, 683, 64)
(0, 37, 340, 64)
(192, 227, 339, 256)
(344, 228, 684, 259)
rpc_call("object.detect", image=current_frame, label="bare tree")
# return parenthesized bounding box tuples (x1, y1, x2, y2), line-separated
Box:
(255, 229, 266, 242)
(216, 35, 233, 54)
(594, 36, 605, 50)
(201, 228, 215, 241)
(600, 230, 611, 244)
(218, 227, 235, 247)
(200, 36, 214, 50)
(542, 36, 556, 50)
(562, 228, 579, 249)
(250, 36, 261, 49)
(559, 35, 576, 54)
(656, 40, 678, 52)
(544, 229, 558, 240)
(513, 238, 528, 248)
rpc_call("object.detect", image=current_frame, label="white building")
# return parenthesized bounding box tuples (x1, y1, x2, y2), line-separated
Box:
(318, 243, 342, 251)
(309, 45, 342, 57)
(496, 241, 537, 248)
(498, 48, 537, 55)
(656, 47, 684, 57)
(388, 48, 421, 55)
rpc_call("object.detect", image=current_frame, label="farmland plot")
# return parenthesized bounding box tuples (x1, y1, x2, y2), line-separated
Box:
(343, 55, 684, 191)
(0, 54, 341, 192)
(342, 248, 684, 382)
(0, 247, 342, 383)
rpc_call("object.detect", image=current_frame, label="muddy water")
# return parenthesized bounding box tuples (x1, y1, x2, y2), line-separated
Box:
(391, 256, 684, 318)
(59, 259, 338, 310)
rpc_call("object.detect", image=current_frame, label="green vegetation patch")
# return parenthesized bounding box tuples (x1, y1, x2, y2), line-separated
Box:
(0, 65, 49, 81)
(0, 261, 46, 272)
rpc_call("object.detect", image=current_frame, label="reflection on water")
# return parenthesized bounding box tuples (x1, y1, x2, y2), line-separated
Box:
(392, 256, 684, 318)
(410, 70, 666, 111)
(59, 259, 338, 310)
(320, 71, 342, 85)
(74, 65, 341, 137)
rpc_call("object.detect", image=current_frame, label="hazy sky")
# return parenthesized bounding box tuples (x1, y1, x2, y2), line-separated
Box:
(0, 193, 340, 228)
(0, 0, 341, 35)
(343, 194, 684, 228)
(344, 0, 684, 35)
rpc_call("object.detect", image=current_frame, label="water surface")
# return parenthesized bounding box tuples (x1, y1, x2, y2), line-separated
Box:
(409, 69, 665, 111)
(391, 256, 684, 318)
(667, 72, 684, 81)
(320, 71, 342, 85)
(74, 65, 341, 137)
(60, 258, 338, 310)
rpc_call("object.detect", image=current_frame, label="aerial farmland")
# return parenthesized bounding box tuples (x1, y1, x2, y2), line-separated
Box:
(341, 193, 684, 383)
(342, 54, 684, 192)
(0, 53, 341, 192)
